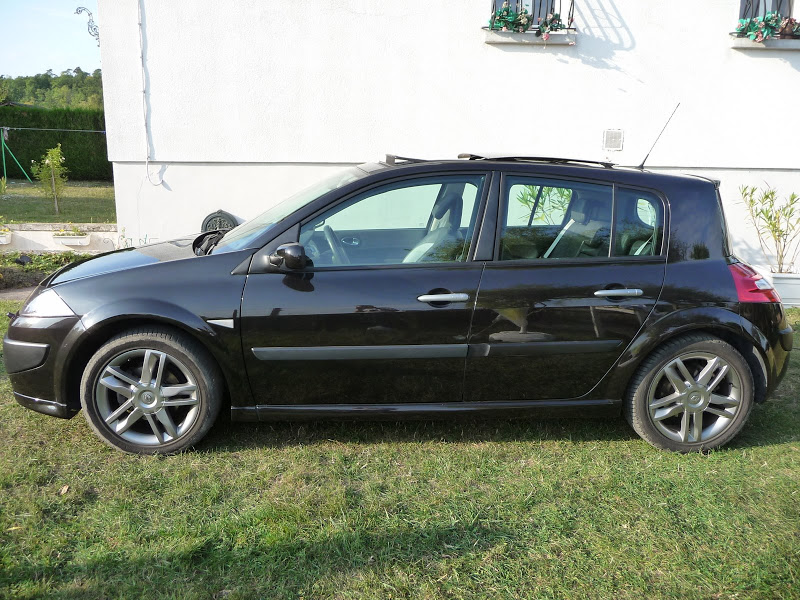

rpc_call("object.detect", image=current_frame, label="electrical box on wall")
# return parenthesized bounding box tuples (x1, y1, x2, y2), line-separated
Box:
(603, 129, 624, 152)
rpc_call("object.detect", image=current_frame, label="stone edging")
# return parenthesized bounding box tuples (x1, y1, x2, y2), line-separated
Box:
(7, 223, 118, 232)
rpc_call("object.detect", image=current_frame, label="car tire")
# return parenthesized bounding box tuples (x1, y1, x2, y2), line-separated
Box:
(80, 326, 223, 455)
(625, 333, 754, 452)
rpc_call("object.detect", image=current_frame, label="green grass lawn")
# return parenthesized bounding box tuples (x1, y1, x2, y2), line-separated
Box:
(0, 179, 116, 224)
(0, 303, 798, 599)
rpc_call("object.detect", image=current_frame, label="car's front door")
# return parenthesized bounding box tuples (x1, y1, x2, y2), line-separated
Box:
(465, 174, 667, 401)
(241, 172, 489, 407)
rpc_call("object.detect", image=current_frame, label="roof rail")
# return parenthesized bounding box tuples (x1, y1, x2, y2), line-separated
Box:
(458, 153, 616, 169)
(384, 154, 426, 166)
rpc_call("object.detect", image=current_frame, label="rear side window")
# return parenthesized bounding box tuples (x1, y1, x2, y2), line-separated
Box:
(500, 177, 613, 260)
(612, 188, 664, 257)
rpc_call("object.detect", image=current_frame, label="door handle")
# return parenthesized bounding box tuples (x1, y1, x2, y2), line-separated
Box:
(594, 288, 644, 297)
(417, 293, 470, 303)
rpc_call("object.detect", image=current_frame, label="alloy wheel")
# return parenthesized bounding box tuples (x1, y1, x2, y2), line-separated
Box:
(646, 351, 743, 444)
(94, 348, 200, 447)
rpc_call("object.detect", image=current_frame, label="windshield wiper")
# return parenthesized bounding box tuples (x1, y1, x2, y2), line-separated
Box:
(194, 230, 228, 256)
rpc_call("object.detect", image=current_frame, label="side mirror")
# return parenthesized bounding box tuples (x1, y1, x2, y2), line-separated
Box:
(269, 242, 308, 270)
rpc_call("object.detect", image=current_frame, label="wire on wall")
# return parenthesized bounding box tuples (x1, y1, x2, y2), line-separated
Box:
(1, 127, 106, 133)
(138, 0, 163, 186)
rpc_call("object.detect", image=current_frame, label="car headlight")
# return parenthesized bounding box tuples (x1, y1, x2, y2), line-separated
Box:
(20, 289, 76, 317)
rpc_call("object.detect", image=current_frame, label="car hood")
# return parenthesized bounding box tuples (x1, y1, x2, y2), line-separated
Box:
(49, 236, 198, 285)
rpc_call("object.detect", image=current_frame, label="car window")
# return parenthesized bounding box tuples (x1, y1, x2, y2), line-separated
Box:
(500, 177, 613, 260)
(612, 188, 664, 257)
(300, 175, 485, 267)
(325, 184, 441, 230)
(213, 166, 368, 252)
(508, 184, 571, 226)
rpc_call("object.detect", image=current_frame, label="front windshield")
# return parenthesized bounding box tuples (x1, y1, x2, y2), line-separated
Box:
(213, 166, 367, 252)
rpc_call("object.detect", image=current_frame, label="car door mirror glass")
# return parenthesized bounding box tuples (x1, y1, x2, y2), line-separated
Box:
(270, 243, 308, 270)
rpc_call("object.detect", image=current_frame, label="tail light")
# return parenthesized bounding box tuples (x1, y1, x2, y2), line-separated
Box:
(729, 262, 782, 303)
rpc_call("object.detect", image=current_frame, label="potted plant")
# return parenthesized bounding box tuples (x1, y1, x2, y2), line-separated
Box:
(735, 11, 783, 42)
(488, 1, 534, 32)
(778, 16, 800, 38)
(0, 217, 11, 245)
(733, 11, 800, 42)
(53, 223, 91, 246)
(537, 12, 567, 41)
(741, 185, 800, 305)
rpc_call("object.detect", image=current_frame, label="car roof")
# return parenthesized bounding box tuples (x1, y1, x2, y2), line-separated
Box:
(369, 155, 716, 192)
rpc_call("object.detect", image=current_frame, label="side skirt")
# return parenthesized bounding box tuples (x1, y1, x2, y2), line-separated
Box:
(230, 399, 621, 422)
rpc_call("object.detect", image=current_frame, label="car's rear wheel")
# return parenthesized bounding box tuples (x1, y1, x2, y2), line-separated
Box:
(625, 334, 754, 452)
(80, 326, 222, 454)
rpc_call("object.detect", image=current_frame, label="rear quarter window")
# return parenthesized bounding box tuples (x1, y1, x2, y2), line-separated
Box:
(612, 188, 664, 257)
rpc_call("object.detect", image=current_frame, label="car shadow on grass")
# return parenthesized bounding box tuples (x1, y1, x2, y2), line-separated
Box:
(198, 399, 800, 453)
(200, 412, 640, 453)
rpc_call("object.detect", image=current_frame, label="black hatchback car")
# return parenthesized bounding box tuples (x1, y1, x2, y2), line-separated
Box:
(4, 155, 792, 454)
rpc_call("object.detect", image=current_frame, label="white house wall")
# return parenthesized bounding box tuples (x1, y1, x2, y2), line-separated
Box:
(111, 162, 354, 245)
(98, 0, 799, 266)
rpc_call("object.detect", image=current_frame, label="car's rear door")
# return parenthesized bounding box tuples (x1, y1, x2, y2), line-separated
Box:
(240, 172, 491, 407)
(465, 173, 668, 401)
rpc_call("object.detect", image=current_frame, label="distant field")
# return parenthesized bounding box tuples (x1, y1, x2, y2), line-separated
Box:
(0, 179, 115, 224)
(0, 302, 797, 599)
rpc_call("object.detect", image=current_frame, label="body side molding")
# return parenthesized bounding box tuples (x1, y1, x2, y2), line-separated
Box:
(467, 340, 622, 357)
(252, 340, 623, 361)
(252, 344, 469, 361)
(230, 398, 620, 421)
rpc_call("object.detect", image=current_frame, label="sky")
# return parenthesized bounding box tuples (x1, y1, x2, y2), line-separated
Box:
(0, 0, 102, 77)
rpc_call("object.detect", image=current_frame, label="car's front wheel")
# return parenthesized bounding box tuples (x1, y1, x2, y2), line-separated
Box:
(80, 326, 222, 454)
(625, 333, 754, 452)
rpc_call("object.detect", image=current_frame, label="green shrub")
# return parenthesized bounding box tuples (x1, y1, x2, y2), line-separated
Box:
(0, 250, 90, 273)
(0, 105, 110, 181)
(741, 185, 800, 273)
(31, 144, 68, 214)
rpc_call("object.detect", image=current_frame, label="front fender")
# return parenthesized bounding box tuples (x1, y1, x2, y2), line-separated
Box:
(80, 298, 217, 338)
(56, 298, 251, 411)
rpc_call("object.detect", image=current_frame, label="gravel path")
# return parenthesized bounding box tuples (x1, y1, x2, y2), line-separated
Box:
(0, 286, 37, 302)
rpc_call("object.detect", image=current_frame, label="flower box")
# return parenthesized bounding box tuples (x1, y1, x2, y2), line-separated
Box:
(0, 232, 11, 245)
(730, 35, 800, 50)
(53, 233, 91, 246)
(771, 273, 800, 307)
(485, 28, 577, 45)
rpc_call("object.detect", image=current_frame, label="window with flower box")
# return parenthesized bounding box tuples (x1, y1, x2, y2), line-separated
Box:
(484, 0, 577, 45)
(732, 0, 800, 48)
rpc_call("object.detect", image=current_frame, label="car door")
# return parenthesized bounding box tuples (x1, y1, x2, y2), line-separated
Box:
(240, 172, 490, 407)
(465, 174, 667, 401)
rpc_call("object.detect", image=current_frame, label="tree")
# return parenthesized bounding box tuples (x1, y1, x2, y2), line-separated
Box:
(0, 69, 103, 109)
(0, 78, 9, 104)
(31, 144, 69, 214)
